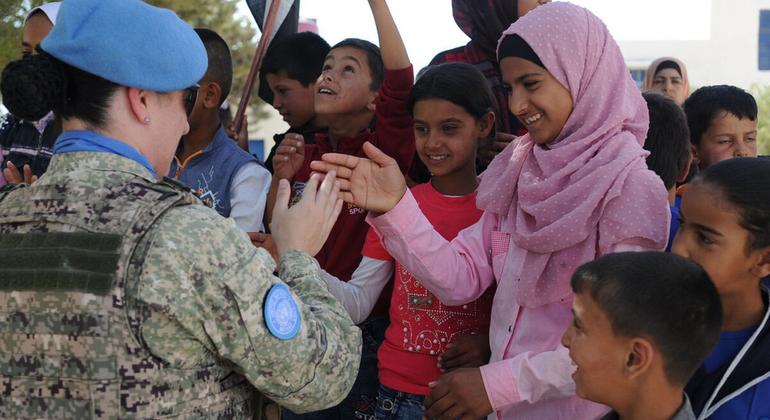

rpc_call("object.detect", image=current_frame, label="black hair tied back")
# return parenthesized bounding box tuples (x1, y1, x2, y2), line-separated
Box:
(1, 52, 68, 121)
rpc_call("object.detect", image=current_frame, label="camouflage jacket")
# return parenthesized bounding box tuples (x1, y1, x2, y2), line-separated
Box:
(0, 151, 361, 419)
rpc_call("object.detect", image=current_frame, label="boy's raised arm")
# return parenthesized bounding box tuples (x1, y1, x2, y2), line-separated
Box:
(369, 0, 410, 70)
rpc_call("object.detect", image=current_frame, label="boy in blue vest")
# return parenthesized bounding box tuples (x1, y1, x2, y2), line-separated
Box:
(169, 28, 271, 231)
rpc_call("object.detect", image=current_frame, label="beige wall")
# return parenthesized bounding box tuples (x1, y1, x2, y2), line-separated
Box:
(620, 0, 770, 90)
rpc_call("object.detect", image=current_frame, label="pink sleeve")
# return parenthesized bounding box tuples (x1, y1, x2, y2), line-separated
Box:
(367, 189, 497, 305)
(480, 345, 577, 410)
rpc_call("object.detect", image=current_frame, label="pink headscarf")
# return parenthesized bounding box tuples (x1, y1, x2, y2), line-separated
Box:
(477, 2, 669, 307)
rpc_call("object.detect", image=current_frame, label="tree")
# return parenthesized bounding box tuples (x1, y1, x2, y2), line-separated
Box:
(0, 0, 46, 72)
(751, 84, 770, 156)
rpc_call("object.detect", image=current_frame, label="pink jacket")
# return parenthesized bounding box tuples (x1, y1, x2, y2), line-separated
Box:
(369, 190, 661, 419)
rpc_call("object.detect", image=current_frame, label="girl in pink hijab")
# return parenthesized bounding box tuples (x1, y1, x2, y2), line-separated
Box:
(312, 3, 669, 419)
(644, 57, 690, 106)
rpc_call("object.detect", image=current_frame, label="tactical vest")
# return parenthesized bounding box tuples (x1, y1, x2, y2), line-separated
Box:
(0, 175, 257, 419)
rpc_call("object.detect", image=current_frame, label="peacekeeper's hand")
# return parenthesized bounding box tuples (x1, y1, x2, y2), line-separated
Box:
(437, 334, 491, 372)
(309, 141, 406, 213)
(270, 171, 343, 258)
(423, 368, 493, 420)
(3, 161, 38, 185)
(273, 133, 305, 181)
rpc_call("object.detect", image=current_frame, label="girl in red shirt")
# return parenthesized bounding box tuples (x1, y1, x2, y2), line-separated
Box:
(322, 62, 497, 419)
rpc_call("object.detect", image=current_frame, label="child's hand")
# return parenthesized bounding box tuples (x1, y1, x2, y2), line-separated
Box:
(3, 162, 38, 185)
(225, 114, 249, 152)
(309, 142, 406, 213)
(248, 232, 279, 265)
(437, 334, 490, 372)
(478, 132, 517, 167)
(423, 368, 493, 419)
(273, 134, 305, 180)
(270, 172, 343, 257)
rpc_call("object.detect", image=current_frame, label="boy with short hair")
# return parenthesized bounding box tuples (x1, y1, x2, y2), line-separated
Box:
(642, 92, 692, 250)
(170, 28, 271, 232)
(273, 1, 415, 419)
(562, 252, 722, 420)
(259, 32, 330, 174)
(683, 85, 758, 171)
(267, 0, 414, 281)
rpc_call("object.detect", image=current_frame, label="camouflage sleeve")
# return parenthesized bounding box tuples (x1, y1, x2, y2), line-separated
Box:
(136, 206, 361, 414)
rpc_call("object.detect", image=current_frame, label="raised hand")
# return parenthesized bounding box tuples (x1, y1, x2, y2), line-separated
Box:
(270, 172, 343, 258)
(309, 142, 406, 213)
(272, 134, 306, 181)
(3, 162, 38, 185)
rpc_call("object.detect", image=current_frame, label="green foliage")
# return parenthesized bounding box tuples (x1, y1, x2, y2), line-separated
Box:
(0, 0, 46, 73)
(750, 84, 770, 155)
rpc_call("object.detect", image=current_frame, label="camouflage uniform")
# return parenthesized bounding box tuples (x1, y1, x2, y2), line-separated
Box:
(0, 151, 362, 419)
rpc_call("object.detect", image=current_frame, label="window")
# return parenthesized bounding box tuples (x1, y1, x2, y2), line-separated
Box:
(758, 10, 770, 70)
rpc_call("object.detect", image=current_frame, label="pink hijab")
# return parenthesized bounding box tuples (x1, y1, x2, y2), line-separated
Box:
(477, 2, 669, 307)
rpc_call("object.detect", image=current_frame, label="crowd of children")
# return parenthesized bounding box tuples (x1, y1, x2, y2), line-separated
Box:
(2, 0, 770, 419)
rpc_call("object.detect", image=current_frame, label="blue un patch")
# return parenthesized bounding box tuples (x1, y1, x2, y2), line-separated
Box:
(264, 283, 301, 340)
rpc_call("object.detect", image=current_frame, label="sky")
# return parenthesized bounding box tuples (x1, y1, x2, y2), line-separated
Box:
(240, 0, 713, 72)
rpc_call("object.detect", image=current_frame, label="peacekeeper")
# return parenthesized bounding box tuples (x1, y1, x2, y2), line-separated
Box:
(0, 0, 360, 418)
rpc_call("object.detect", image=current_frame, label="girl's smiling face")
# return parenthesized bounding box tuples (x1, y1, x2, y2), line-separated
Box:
(500, 56, 573, 145)
(672, 181, 767, 297)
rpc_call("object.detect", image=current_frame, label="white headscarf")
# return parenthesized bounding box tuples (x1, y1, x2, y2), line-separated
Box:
(25, 2, 61, 26)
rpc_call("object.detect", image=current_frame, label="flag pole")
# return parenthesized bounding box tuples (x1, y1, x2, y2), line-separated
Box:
(233, 0, 283, 133)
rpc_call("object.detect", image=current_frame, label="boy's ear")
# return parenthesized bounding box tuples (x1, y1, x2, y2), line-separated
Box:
(625, 338, 654, 381)
(677, 150, 694, 184)
(690, 144, 701, 168)
(478, 111, 496, 140)
(365, 91, 379, 113)
(202, 82, 222, 110)
(749, 246, 770, 278)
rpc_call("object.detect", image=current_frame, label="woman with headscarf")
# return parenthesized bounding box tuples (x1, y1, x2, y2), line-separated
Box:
(644, 57, 690, 106)
(0, 2, 62, 184)
(312, 2, 670, 418)
(428, 0, 550, 173)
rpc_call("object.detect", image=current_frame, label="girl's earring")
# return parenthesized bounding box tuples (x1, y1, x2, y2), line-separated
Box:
(144, 116, 151, 124)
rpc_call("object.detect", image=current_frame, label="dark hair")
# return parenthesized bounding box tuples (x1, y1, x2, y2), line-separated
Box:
(571, 252, 722, 386)
(331, 38, 384, 91)
(642, 92, 691, 189)
(259, 32, 330, 103)
(408, 63, 497, 139)
(195, 28, 232, 105)
(694, 157, 770, 251)
(1, 50, 118, 127)
(683, 85, 757, 146)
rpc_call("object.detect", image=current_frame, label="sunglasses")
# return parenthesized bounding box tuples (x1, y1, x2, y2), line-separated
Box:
(184, 84, 199, 116)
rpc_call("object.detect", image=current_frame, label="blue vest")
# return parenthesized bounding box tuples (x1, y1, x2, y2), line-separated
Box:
(169, 126, 255, 217)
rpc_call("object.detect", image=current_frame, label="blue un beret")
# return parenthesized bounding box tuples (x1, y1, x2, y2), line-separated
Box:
(41, 0, 207, 92)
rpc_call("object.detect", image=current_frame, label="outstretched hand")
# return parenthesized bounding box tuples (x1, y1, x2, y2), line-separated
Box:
(270, 172, 343, 258)
(309, 142, 406, 213)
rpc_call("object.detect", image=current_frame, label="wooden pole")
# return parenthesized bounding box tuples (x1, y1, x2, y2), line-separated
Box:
(233, 0, 284, 133)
